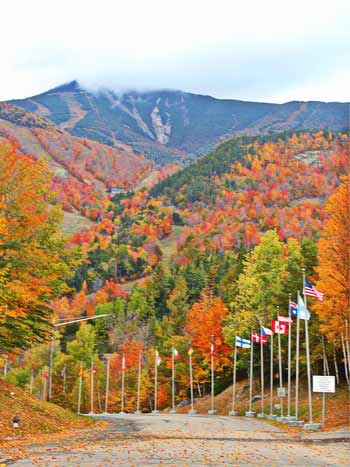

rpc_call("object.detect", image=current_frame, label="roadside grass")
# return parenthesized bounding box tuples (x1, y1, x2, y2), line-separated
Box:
(0, 380, 98, 442)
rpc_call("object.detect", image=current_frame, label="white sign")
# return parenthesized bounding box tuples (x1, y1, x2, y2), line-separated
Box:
(313, 375, 335, 393)
(277, 387, 286, 397)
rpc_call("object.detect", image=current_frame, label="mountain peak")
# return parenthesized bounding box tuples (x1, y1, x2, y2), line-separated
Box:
(44, 80, 81, 95)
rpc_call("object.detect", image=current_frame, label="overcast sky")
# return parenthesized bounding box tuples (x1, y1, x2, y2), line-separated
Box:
(1, 0, 349, 103)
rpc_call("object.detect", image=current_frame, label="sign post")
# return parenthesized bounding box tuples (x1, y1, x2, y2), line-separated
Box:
(313, 375, 335, 431)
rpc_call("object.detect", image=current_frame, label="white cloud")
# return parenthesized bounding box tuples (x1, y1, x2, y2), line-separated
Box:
(1, 0, 349, 102)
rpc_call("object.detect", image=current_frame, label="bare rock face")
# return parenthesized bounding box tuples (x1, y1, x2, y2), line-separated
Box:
(151, 106, 171, 145)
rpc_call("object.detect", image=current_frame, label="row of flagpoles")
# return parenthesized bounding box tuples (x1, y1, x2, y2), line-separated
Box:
(73, 271, 335, 423)
(26, 270, 350, 424)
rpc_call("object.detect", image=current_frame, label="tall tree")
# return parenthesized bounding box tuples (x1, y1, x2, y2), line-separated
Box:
(0, 142, 71, 351)
(314, 178, 350, 340)
(167, 276, 189, 334)
(227, 230, 288, 336)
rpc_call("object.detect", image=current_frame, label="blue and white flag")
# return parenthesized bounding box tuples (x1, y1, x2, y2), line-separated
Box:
(297, 294, 310, 320)
(262, 326, 273, 336)
(236, 336, 251, 348)
(289, 301, 298, 317)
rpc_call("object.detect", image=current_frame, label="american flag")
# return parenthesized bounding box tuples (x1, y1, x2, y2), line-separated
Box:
(304, 278, 324, 302)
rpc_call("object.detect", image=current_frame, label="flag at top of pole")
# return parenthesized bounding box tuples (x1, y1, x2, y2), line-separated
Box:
(155, 350, 161, 366)
(297, 293, 311, 320)
(61, 365, 66, 378)
(188, 344, 194, 356)
(172, 347, 180, 359)
(210, 342, 215, 355)
(304, 278, 324, 302)
(271, 319, 289, 334)
(236, 336, 251, 348)
(262, 326, 273, 337)
(252, 332, 267, 345)
(289, 300, 298, 317)
(278, 313, 293, 325)
(122, 356, 126, 370)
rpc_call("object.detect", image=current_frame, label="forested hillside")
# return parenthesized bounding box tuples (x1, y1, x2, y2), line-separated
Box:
(0, 103, 153, 219)
(2, 129, 349, 414)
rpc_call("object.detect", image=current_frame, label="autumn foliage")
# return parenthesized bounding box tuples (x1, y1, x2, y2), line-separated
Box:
(314, 177, 350, 340)
(0, 142, 70, 350)
(186, 289, 231, 373)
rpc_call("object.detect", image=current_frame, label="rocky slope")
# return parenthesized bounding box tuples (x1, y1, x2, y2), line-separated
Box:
(9, 81, 349, 164)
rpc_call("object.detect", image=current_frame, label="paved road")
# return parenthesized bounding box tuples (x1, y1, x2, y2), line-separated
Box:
(5, 414, 350, 466)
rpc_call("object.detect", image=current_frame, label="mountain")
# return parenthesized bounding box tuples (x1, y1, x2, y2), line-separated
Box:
(0, 102, 154, 219)
(9, 81, 349, 165)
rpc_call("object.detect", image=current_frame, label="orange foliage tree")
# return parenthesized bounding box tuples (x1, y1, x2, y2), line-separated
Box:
(185, 289, 231, 383)
(314, 177, 350, 340)
(0, 142, 70, 350)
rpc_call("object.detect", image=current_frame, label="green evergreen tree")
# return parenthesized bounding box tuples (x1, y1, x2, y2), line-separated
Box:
(167, 276, 189, 334)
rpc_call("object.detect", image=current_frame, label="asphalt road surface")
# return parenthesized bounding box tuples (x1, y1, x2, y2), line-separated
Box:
(5, 414, 350, 466)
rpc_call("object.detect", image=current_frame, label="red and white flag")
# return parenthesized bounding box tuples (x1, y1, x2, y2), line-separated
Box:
(172, 348, 180, 359)
(304, 279, 324, 302)
(278, 313, 293, 325)
(271, 319, 288, 334)
(210, 342, 215, 355)
(252, 332, 267, 345)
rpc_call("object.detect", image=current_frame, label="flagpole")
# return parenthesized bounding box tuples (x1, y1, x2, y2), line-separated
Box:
(229, 337, 238, 416)
(246, 329, 255, 417)
(346, 320, 350, 377)
(170, 347, 176, 414)
(104, 355, 111, 414)
(258, 326, 265, 418)
(303, 268, 319, 429)
(188, 349, 197, 414)
(135, 352, 142, 414)
(278, 326, 284, 418)
(208, 336, 216, 414)
(42, 370, 48, 401)
(333, 343, 340, 385)
(152, 350, 159, 414)
(269, 332, 275, 418)
(48, 336, 54, 402)
(287, 294, 292, 419)
(90, 360, 95, 414)
(303, 268, 313, 424)
(63, 365, 66, 396)
(120, 356, 125, 414)
(77, 362, 83, 414)
(341, 335, 350, 384)
(295, 292, 301, 421)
